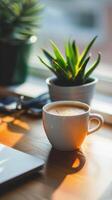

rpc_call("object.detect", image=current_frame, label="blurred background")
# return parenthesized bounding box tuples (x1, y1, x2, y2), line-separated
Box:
(30, 0, 112, 90)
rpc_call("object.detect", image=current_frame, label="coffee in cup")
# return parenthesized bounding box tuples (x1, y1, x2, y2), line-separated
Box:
(47, 104, 86, 116)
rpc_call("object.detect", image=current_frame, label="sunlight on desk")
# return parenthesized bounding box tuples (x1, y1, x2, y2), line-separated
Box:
(52, 135, 112, 200)
(0, 116, 30, 147)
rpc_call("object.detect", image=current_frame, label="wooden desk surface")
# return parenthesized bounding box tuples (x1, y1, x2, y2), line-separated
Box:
(0, 115, 112, 200)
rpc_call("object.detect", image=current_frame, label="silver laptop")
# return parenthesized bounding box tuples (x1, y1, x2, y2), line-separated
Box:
(0, 144, 44, 186)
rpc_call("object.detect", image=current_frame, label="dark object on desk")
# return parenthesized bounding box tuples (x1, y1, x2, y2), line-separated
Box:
(0, 144, 44, 188)
(0, 92, 50, 117)
(0, 40, 35, 86)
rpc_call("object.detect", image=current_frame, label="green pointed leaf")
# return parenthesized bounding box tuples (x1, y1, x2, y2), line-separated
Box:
(25, 5, 43, 16)
(42, 49, 55, 64)
(66, 56, 75, 77)
(65, 41, 75, 74)
(20, 15, 38, 22)
(52, 60, 69, 78)
(14, 27, 34, 35)
(79, 36, 98, 68)
(38, 56, 57, 76)
(50, 41, 66, 68)
(72, 40, 79, 65)
(65, 40, 79, 75)
(75, 56, 91, 83)
(84, 53, 101, 80)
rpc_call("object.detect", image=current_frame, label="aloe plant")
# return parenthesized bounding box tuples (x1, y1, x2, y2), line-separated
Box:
(0, 0, 43, 42)
(39, 36, 101, 85)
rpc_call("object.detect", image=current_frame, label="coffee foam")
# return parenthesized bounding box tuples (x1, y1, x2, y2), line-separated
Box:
(48, 105, 86, 116)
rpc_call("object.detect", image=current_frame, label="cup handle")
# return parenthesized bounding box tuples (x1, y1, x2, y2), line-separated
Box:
(88, 113, 104, 135)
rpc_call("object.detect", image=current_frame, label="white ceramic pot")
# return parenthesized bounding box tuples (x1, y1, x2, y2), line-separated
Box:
(46, 76, 98, 105)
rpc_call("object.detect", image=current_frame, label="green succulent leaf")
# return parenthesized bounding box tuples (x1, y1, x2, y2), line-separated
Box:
(42, 49, 55, 64)
(75, 56, 91, 84)
(66, 56, 74, 77)
(79, 36, 97, 68)
(52, 60, 69, 79)
(65, 41, 75, 74)
(25, 5, 43, 16)
(72, 40, 79, 66)
(65, 40, 79, 76)
(84, 53, 101, 80)
(38, 56, 58, 76)
(50, 41, 66, 68)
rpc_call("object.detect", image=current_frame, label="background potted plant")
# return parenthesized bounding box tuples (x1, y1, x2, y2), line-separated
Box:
(0, 0, 43, 85)
(39, 36, 101, 104)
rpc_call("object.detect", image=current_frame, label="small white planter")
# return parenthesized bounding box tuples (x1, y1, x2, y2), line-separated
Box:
(46, 76, 98, 105)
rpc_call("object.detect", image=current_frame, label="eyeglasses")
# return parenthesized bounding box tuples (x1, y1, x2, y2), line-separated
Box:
(0, 92, 50, 121)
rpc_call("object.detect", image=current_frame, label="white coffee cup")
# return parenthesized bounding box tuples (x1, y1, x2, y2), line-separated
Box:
(43, 101, 104, 151)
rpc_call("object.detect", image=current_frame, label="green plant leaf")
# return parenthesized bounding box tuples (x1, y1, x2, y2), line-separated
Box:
(24, 5, 43, 16)
(65, 40, 79, 76)
(66, 56, 74, 77)
(75, 56, 91, 84)
(19, 15, 39, 22)
(52, 60, 69, 79)
(84, 53, 101, 80)
(42, 49, 55, 64)
(50, 40, 66, 68)
(72, 40, 79, 66)
(79, 36, 97, 68)
(65, 41, 74, 73)
(38, 56, 57, 76)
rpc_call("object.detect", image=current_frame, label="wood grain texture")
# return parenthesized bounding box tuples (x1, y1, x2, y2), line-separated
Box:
(0, 114, 112, 200)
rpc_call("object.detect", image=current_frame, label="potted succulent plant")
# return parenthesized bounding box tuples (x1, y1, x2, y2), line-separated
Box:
(39, 36, 101, 104)
(0, 0, 43, 85)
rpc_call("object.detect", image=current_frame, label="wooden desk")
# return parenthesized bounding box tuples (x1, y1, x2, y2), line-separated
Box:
(0, 115, 112, 200)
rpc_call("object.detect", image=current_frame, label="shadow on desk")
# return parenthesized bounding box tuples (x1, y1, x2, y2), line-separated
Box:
(44, 148, 86, 197)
